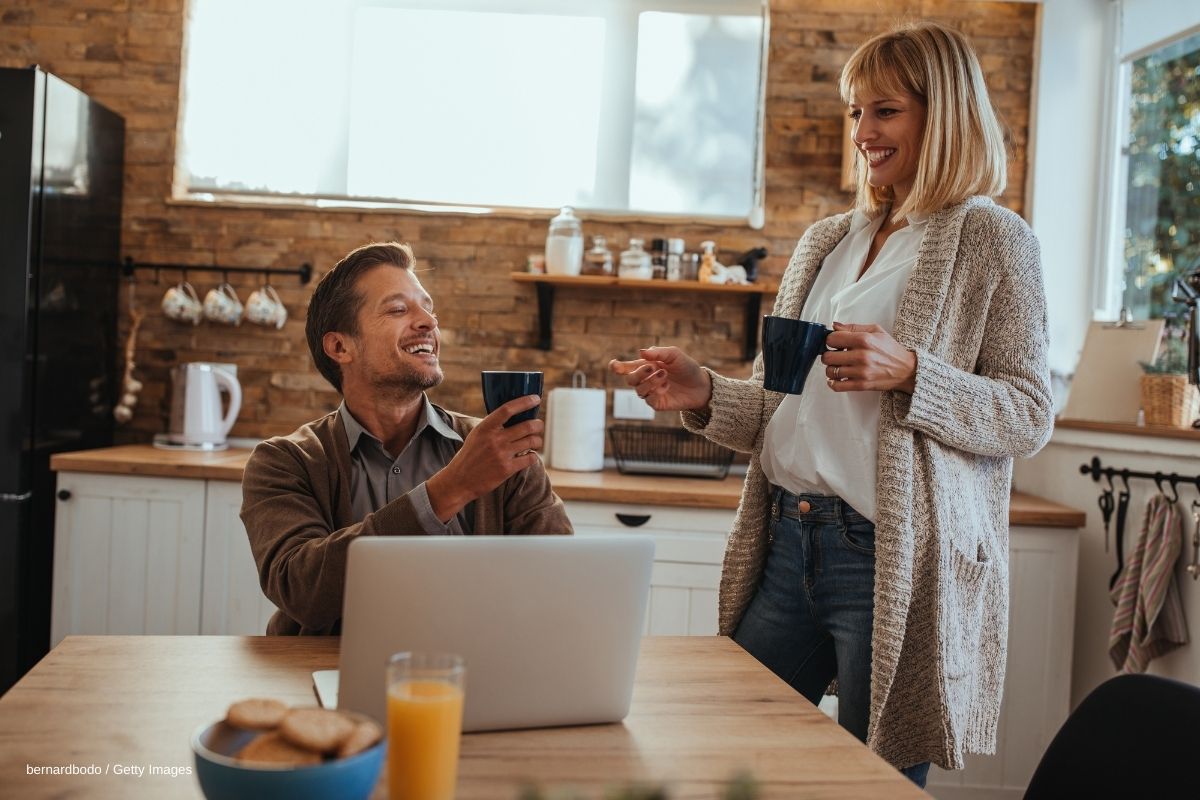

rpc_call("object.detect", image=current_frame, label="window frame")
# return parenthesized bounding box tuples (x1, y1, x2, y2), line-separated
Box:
(1097, 14, 1200, 320)
(174, 0, 770, 228)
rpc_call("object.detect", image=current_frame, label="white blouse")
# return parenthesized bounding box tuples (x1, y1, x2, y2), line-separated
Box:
(760, 209, 928, 523)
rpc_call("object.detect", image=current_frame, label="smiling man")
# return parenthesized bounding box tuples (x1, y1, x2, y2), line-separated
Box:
(241, 241, 572, 635)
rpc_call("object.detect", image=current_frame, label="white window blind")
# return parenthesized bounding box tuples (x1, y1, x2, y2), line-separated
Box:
(178, 0, 768, 223)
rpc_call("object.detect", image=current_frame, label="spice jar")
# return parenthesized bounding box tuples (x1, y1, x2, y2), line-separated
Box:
(650, 238, 668, 280)
(619, 238, 653, 280)
(666, 238, 684, 281)
(582, 235, 614, 276)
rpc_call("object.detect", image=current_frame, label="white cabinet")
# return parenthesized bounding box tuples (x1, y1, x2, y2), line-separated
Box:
(928, 525, 1080, 800)
(51, 473, 206, 643)
(51, 472, 276, 643)
(201, 481, 278, 635)
(565, 501, 734, 636)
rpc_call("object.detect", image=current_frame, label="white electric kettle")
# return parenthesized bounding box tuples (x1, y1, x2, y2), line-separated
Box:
(167, 362, 242, 449)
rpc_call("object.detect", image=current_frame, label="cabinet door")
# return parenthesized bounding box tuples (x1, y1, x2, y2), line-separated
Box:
(201, 481, 278, 635)
(646, 561, 721, 636)
(927, 526, 1080, 799)
(565, 501, 732, 636)
(51, 472, 205, 645)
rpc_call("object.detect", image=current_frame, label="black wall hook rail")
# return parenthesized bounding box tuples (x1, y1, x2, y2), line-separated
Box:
(121, 257, 313, 285)
(1079, 456, 1200, 500)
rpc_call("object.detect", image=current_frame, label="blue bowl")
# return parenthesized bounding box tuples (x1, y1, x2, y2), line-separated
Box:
(191, 715, 385, 800)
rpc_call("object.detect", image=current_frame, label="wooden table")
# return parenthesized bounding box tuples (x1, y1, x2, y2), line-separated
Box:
(0, 636, 928, 799)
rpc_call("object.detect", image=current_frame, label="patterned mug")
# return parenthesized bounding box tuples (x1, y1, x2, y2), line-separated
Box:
(161, 281, 202, 325)
(245, 284, 288, 329)
(203, 283, 243, 326)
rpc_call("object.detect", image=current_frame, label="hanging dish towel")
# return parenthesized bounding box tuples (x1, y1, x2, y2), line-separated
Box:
(1109, 493, 1189, 673)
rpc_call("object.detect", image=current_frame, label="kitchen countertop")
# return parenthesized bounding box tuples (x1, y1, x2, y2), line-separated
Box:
(51, 444, 1087, 527)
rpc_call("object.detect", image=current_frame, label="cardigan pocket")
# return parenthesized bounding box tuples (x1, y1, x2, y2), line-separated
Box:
(943, 543, 992, 680)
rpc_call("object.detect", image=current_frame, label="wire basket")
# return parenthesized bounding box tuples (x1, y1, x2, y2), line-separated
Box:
(607, 425, 734, 479)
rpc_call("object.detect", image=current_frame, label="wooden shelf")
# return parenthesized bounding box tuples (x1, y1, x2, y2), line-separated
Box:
(511, 272, 780, 360)
(1055, 418, 1200, 441)
(511, 272, 779, 294)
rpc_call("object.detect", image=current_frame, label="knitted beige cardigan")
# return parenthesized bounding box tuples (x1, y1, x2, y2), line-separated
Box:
(683, 196, 1053, 770)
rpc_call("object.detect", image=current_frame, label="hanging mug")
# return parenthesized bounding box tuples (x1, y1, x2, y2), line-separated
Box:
(245, 284, 288, 329)
(161, 281, 202, 325)
(203, 283, 243, 326)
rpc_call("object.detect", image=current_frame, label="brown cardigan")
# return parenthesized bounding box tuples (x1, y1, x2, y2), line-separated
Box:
(241, 407, 573, 635)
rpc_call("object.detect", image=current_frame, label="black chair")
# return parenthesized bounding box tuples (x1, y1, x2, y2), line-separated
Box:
(1024, 673, 1200, 799)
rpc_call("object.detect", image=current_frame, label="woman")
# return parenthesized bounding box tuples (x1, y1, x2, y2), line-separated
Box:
(610, 21, 1052, 787)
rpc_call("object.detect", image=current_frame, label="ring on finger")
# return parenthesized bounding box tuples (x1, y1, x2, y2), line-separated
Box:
(833, 366, 841, 380)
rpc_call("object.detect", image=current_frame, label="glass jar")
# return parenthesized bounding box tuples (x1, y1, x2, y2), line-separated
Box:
(582, 235, 613, 276)
(618, 238, 653, 280)
(666, 238, 685, 281)
(545, 206, 583, 276)
(680, 252, 700, 281)
(650, 237, 668, 280)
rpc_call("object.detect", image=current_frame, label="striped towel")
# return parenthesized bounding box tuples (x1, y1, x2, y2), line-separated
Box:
(1109, 493, 1189, 673)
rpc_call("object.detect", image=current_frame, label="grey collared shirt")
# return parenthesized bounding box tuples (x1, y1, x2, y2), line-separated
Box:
(340, 398, 472, 535)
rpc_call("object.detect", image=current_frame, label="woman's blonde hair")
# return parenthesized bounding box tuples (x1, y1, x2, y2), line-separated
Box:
(839, 21, 1007, 220)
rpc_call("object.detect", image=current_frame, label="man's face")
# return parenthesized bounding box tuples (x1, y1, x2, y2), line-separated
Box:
(344, 265, 443, 395)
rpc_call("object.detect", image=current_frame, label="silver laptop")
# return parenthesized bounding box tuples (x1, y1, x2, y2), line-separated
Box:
(335, 535, 654, 732)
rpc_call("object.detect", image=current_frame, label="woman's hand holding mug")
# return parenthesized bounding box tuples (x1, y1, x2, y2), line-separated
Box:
(608, 346, 713, 411)
(822, 322, 918, 394)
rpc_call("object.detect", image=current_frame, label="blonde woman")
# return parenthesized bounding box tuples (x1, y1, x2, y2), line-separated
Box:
(610, 21, 1051, 786)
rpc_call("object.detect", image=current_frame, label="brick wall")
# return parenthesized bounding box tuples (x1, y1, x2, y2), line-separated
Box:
(1, 0, 1036, 441)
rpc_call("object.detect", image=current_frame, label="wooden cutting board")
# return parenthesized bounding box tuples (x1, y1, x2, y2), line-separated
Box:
(1060, 319, 1164, 424)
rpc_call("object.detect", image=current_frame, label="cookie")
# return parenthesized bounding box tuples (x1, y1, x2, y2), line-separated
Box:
(278, 708, 355, 754)
(336, 720, 383, 759)
(236, 732, 322, 766)
(225, 698, 288, 731)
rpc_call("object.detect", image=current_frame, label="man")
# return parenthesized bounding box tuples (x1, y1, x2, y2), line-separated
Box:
(241, 241, 572, 635)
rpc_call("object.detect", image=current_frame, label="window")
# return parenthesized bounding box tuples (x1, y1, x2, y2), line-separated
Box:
(1110, 28, 1200, 320)
(178, 0, 768, 224)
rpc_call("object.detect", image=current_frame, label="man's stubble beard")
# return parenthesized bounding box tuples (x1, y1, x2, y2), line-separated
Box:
(368, 364, 444, 400)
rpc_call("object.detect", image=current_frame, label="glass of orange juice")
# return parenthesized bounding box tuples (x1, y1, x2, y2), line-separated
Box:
(386, 652, 466, 800)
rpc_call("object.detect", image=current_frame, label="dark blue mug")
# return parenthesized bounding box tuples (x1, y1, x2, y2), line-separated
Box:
(761, 316, 830, 394)
(481, 371, 544, 427)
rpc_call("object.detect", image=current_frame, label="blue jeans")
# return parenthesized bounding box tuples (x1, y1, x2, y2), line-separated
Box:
(733, 490, 931, 789)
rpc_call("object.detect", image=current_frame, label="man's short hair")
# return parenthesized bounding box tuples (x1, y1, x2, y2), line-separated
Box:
(306, 241, 415, 392)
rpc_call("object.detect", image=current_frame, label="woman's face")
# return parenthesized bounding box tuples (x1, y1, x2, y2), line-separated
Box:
(849, 89, 927, 207)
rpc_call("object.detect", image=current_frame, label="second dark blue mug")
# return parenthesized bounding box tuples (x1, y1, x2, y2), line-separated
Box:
(481, 371, 544, 427)
(761, 316, 830, 394)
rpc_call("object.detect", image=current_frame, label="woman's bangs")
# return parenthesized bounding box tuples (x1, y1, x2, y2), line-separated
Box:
(840, 43, 914, 105)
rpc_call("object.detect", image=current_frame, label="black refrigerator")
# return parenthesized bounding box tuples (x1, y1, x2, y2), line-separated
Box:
(0, 66, 124, 694)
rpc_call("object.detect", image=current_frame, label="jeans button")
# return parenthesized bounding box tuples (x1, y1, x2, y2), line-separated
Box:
(798, 500, 811, 513)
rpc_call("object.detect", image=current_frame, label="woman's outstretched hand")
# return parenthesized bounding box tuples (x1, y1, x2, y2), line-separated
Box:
(822, 322, 918, 394)
(608, 346, 713, 412)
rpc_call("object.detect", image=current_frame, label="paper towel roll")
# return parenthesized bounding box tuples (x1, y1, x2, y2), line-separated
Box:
(546, 387, 606, 472)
